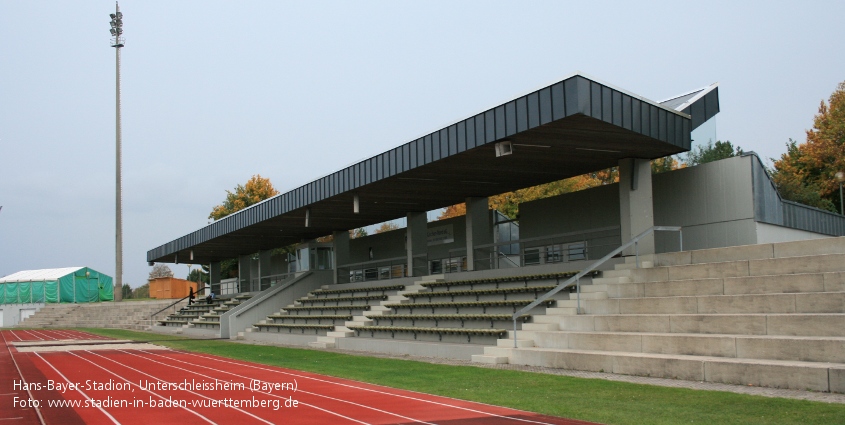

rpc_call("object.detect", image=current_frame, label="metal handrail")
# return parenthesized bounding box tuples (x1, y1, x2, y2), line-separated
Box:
(148, 284, 206, 325)
(510, 225, 682, 347)
(496, 250, 521, 268)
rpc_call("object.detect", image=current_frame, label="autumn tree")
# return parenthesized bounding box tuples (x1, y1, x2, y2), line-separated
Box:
(148, 264, 173, 279)
(771, 81, 845, 213)
(374, 222, 400, 233)
(209, 174, 280, 221)
(208, 174, 281, 278)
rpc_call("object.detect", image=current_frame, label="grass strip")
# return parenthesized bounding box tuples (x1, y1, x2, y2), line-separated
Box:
(80, 328, 844, 425)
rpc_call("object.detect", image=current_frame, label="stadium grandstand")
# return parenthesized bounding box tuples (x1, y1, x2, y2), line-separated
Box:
(145, 73, 845, 392)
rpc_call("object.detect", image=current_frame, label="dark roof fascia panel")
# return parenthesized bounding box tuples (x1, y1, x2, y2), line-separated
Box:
(147, 74, 693, 262)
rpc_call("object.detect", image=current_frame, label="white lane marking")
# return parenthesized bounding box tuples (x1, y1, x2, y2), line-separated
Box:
(48, 329, 78, 339)
(60, 351, 218, 425)
(22, 331, 43, 341)
(83, 350, 268, 424)
(1, 332, 46, 425)
(6, 331, 23, 342)
(125, 350, 434, 425)
(28, 330, 56, 341)
(33, 352, 119, 424)
(152, 350, 557, 425)
(122, 350, 371, 425)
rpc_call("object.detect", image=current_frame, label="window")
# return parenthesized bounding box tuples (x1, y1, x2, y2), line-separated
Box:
(568, 242, 587, 261)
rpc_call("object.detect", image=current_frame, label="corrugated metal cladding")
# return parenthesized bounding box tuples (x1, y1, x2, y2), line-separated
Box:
(147, 74, 694, 262)
(681, 87, 720, 131)
(750, 154, 845, 236)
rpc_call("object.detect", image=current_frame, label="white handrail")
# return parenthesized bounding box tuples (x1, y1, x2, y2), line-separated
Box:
(510, 225, 682, 347)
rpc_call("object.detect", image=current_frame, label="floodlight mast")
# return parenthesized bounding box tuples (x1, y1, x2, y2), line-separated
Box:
(110, 2, 124, 301)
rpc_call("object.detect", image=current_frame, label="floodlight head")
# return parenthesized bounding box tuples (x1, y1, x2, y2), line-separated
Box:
(110, 28, 117, 36)
(110, 13, 116, 19)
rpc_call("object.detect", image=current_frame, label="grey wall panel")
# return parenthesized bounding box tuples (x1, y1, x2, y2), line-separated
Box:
(528, 92, 540, 128)
(516, 96, 529, 132)
(601, 87, 612, 123)
(622, 94, 632, 130)
(590, 82, 602, 119)
(493, 106, 504, 139)
(520, 184, 620, 239)
(612, 91, 622, 127)
(505, 101, 517, 136)
(485, 110, 495, 143)
(552, 82, 566, 120)
(539, 87, 553, 125)
(457, 122, 466, 152)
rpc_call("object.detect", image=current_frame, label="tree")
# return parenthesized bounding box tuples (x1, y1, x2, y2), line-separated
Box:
(439, 166, 620, 221)
(187, 268, 209, 284)
(374, 222, 400, 233)
(131, 283, 150, 299)
(209, 174, 280, 221)
(121, 283, 132, 299)
(652, 156, 682, 174)
(208, 174, 281, 278)
(684, 140, 744, 166)
(148, 264, 173, 279)
(771, 81, 845, 213)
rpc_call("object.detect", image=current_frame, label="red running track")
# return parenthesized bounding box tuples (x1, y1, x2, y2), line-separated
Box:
(1, 330, 599, 425)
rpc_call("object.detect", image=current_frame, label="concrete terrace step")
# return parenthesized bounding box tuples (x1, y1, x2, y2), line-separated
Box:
(554, 292, 845, 315)
(601, 253, 845, 283)
(527, 330, 845, 363)
(600, 272, 845, 299)
(498, 346, 845, 392)
(546, 313, 845, 337)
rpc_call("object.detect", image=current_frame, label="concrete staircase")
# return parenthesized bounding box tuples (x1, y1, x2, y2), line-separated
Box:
(17, 300, 185, 330)
(473, 237, 845, 393)
(308, 278, 432, 349)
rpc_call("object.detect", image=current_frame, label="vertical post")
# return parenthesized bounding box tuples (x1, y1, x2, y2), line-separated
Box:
(576, 277, 581, 314)
(110, 3, 125, 302)
(679, 229, 683, 252)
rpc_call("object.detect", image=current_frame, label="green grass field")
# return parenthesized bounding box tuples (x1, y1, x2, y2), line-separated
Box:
(81, 328, 844, 425)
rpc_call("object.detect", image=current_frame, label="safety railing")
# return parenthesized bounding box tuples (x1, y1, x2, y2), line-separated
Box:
(470, 226, 622, 271)
(249, 272, 296, 292)
(337, 254, 427, 283)
(148, 284, 207, 326)
(510, 226, 682, 347)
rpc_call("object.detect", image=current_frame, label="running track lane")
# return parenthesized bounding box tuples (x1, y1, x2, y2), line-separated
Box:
(3, 330, 599, 425)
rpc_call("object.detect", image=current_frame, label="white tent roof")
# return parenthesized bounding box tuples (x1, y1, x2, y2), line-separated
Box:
(0, 267, 84, 283)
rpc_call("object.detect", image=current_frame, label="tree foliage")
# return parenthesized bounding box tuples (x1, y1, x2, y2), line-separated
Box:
(121, 283, 132, 299)
(187, 268, 209, 284)
(374, 222, 400, 234)
(771, 81, 845, 213)
(148, 264, 173, 279)
(684, 140, 744, 166)
(209, 174, 280, 221)
(207, 174, 281, 278)
(131, 283, 150, 299)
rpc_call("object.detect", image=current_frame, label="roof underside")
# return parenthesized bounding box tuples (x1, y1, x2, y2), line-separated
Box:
(149, 74, 720, 264)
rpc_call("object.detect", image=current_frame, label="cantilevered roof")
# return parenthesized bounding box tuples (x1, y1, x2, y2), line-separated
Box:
(0, 267, 85, 283)
(148, 73, 720, 264)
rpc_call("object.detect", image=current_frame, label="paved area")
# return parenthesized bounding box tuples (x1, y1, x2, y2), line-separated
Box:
(239, 339, 845, 405)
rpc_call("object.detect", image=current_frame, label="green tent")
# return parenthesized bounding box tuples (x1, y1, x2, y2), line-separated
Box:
(0, 267, 114, 304)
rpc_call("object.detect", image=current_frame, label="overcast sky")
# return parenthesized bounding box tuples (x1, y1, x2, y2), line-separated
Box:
(1, 1, 843, 287)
